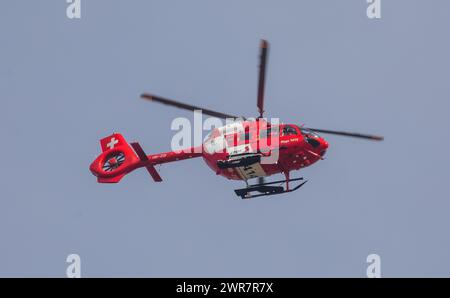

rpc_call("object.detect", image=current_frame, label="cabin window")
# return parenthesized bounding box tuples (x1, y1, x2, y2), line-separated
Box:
(225, 134, 237, 147)
(259, 128, 279, 139)
(300, 128, 321, 139)
(260, 129, 270, 139)
(306, 138, 320, 148)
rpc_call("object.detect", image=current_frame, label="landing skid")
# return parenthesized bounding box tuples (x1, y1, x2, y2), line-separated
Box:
(234, 177, 307, 199)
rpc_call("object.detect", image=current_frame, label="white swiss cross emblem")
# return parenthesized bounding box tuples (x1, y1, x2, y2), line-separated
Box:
(107, 137, 119, 149)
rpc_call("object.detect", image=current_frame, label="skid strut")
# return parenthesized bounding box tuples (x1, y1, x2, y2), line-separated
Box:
(234, 177, 307, 199)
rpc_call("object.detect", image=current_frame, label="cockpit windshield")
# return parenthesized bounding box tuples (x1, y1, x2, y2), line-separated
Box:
(300, 127, 322, 148)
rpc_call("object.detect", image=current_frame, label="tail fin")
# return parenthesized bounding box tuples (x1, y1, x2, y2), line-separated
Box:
(89, 133, 162, 183)
(99, 133, 129, 153)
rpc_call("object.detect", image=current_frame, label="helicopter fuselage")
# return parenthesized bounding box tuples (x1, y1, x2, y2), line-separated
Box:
(201, 120, 329, 180)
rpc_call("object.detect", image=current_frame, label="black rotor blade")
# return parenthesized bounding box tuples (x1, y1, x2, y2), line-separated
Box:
(305, 128, 384, 141)
(141, 93, 241, 119)
(257, 40, 269, 118)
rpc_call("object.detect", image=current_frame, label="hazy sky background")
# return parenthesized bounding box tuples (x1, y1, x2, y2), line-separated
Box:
(1, 0, 449, 277)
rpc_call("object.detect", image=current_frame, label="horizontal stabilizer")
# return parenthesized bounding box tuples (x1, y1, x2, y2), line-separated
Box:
(144, 165, 163, 182)
(130, 142, 163, 182)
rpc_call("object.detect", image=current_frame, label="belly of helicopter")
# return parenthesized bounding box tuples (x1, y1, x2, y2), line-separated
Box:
(233, 162, 267, 180)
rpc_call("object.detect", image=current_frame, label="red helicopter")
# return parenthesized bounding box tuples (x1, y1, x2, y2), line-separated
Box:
(89, 40, 383, 199)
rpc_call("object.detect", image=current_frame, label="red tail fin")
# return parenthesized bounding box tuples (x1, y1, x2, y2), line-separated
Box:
(99, 133, 129, 153)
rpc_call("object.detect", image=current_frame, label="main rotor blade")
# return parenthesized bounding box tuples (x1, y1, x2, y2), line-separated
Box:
(257, 39, 269, 118)
(141, 93, 241, 119)
(305, 128, 384, 141)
